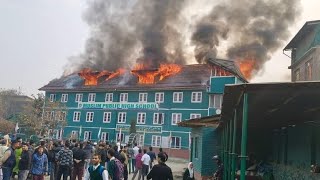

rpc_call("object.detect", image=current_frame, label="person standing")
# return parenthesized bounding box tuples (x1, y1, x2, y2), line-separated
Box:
(18, 142, 32, 180)
(31, 146, 48, 180)
(12, 137, 23, 179)
(72, 142, 86, 180)
(0, 139, 21, 180)
(0, 139, 9, 180)
(147, 152, 173, 180)
(141, 149, 150, 180)
(83, 142, 93, 172)
(212, 155, 223, 180)
(95, 143, 107, 166)
(120, 147, 128, 180)
(56, 141, 73, 180)
(146, 147, 156, 169)
(84, 154, 109, 180)
(183, 162, 194, 180)
(131, 149, 143, 180)
(132, 143, 139, 173)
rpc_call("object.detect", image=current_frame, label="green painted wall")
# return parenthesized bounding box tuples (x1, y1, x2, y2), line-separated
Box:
(210, 77, 236, 93)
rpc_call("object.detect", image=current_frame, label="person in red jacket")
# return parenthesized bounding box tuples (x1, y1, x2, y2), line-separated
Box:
(132, 149, 143, 180)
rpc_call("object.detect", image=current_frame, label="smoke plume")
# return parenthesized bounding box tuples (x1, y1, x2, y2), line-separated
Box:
(192, 0, 301, 73)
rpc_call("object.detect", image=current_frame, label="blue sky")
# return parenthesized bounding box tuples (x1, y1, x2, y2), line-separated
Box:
(0, 0, 319, 96)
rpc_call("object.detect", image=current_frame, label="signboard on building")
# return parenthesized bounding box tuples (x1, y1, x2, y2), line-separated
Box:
(78, 102, 159, 109)
(116, 124, 162, 133)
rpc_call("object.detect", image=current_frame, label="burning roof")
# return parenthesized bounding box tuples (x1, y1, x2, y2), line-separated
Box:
(40, 59, 246, 91)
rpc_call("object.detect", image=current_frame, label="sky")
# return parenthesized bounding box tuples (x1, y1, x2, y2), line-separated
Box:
(0, 0, 319, 96)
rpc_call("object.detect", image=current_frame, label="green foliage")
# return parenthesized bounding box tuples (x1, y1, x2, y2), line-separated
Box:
(129, 119, 137, 134)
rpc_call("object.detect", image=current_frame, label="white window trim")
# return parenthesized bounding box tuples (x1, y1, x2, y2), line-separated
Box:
(75, 93, 83, 102)
(213, 94, 223, 109)
(84, 131, 92, 140)
(190, 113, 201, 119)
(49, 94, 56, 102)
(73, 111, 81, 122)
(191, 92, 202, 103)
(116, 133, 124, 142)
(61, 94, 68, 103)
(137, 112, 146, 124)
(173, 92, 183, 103)
(139, 93, 148, 103)
(86, 112, 94, 122)
(117, 112, 126, 123)
(103, 112, 112, 123)
(120, 93, 128, 103)
(171, 113, 182, 125)
(171, 136, 181, 149)
(153, 113, 164, 125)
(155, 92, 164, 103)
(88, 93, 96, 102)
(151, 135, 161, 147)
(101, 132, 109, 141)
(105, 93, 113, 102)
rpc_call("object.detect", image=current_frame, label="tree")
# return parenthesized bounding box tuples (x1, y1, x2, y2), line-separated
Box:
(0, 89, 23, 120)
(129, 119, 137, 134)
(0, 119, 14, 134)
(19, 93, 68, 138)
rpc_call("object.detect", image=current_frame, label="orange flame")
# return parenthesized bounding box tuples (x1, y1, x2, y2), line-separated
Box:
(79, 68, 111, 85)
(131, 64, 182, 84)
(237, 59, 255, 80)
(106, 68, 126, 81)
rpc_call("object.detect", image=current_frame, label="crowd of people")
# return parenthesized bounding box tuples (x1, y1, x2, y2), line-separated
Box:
(0, 137, 174, 180)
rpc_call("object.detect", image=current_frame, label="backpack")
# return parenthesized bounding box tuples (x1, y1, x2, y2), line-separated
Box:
(114, 159, 124, 180)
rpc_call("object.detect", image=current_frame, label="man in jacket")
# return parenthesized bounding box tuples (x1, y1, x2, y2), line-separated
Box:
(18, 142, 31, 180)
(31, 146, 48, 180)
(56, 141, 73, 180)
(0, 139, 21, 180)
(72, 142, 86, 180)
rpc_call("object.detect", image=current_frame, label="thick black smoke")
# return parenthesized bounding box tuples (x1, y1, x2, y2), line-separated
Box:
(192, 0, 301, 73)
(65, 0, 187, 73)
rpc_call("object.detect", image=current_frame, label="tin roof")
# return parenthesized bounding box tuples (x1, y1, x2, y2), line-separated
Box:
(178, 114, 220, 128)
(39, 59, 246, 91)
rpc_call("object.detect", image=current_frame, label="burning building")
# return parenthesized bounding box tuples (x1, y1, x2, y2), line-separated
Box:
(39, 58, 246, 158)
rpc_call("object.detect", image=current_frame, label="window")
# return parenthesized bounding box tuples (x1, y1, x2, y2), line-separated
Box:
(75, 94, 83, 102)
(172, 113, 182, 125)
(103, 112, 112, 123)
(101, 132, 109, 142)
(57, 111, 66, 121)
(190, 114, 201, 119)
(73, 112, 81, 122)
(191, 92, 202, 103)
(118, 112, 126, 123)
(84, 131, 92, 140)
(49, 94, 56, 102)
(120, 93, 128, 102)
(171, 136, 181, 149)
(105, 93, 113, 102)
(86, 112, 94, 122)
(137, 112, 146, 124)
(151, 135, 161, 147)
(138, 135, 144, 146)
(294, 69, 300, 81)
(61, 94, 68, 102)
(194, 137, 199, 158)
(139, 93, 148, 102)
(305, 60, 312, 80)
(88, 93, 96, 102)
(155, 92, 164, 103)
(153, 113, 164, 124)
(214, 94, 223, 108)
(116, 133, 124, 142)
(173, 92, 183, 103)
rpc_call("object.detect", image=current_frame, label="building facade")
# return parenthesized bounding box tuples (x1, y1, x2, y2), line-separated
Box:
(284, 20, 320, 82)
(40, 58, 245, 159)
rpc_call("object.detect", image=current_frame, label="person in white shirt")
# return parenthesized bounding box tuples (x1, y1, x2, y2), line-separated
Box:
(140, 149, 150, 180)
(132, 143, 139, 173)
(84, 154, 109, 180)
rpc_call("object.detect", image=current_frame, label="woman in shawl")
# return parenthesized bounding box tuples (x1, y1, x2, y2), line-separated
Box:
(183, 162, 195, 180)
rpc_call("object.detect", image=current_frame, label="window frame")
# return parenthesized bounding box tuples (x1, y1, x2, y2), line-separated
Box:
(75, 93, 83, 102)
(49, 94, 56, 102)
(191, 92, 202, 103)
(73, 111, 81, 122)
(139, 93, 148, 103)
(88, 93, 96, 102)
(171, 113, 182, 125)
(120, 93, 128, 103)
(171, 136, 181, 149)
(103, 112, 112, 123)
(137, 112, 146, 124)
(173, 92, 183, 103)
(105, 93, 113, 102)
(86, 112, 94, 122)
(117, 112, 127, 123)
(61, 94, 68, 103)
(213, 94, 223, 109)
(153, 113, 164, 125)
(84, 131, 92, 140)
(151, 135, 161, 147)
(116, 133, 124, 142)
(190, 113, 201, 119)
(155, 92, 164, 103)
(101, 132, 109, 142)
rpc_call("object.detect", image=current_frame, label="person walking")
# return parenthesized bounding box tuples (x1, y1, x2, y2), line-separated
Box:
(84, 154, 109, 180)
(0, 139, 21, 180)
(31, 146, 48, 180)
(147, 152, 173, 180)
(18, 142, 32, 180)
(146, 147, 156, 169)
(141, 149, 150, 180)
(183, 162, 194, 180)
(131, 149, 143, 180)
(132, 143, 139, 173)
(56, 141, 73, 180)
(72, 142, 86, 180)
